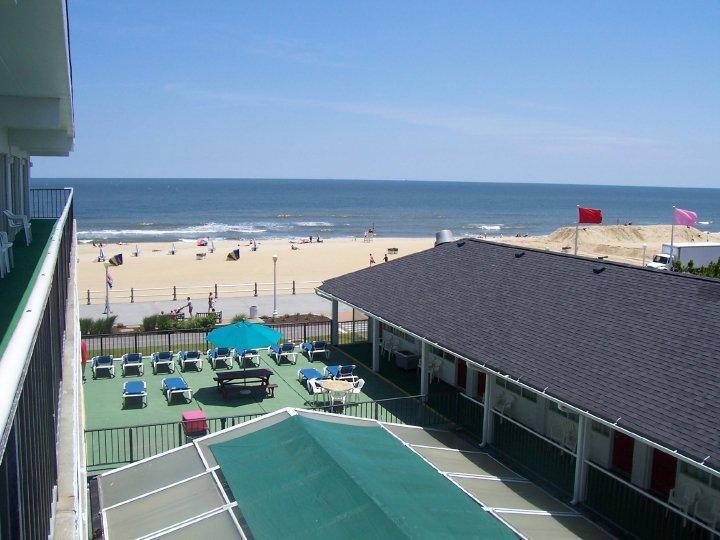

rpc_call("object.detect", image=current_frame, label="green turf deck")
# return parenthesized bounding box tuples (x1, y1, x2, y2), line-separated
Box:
(83, 347, 405, 430)
(0, 220, 57, 358)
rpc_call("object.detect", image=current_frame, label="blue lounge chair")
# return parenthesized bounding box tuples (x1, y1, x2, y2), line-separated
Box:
(122, 380, 147, 407)
(297, 367, 326, 388)
(238, 348, 260, 368)
(178, 350, 203, 372)
(207, 347, 234, 370)
(281, 342, 297, 364)
(324, 364, 356, 380)
(150, 351, 175, 374)
(161, 377, 192, 403)
(91, 355, 115, 379)
(121, 352, 144, 376)
(301, 340, 329, 362)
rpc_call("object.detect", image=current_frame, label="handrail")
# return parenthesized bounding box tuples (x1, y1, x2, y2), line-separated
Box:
(584, 460, 717, 536)
(0, 188, 73, 452)
(492, 408, 577, 458)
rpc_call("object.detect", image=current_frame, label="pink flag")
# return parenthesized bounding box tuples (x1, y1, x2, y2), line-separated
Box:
(674, 208, 698, 227)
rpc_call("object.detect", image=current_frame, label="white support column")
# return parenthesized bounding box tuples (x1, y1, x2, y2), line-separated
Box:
(481, 373, 496, 446)
(420, 341, 429, 402)
(572, 415, 590, 504)
(330, 300, 339, 345)
(631, 441, 653, 490)
(466, 368, 479, 399)
(371, 318, 380, 372)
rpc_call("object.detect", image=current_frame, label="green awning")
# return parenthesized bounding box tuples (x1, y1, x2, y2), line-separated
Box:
(210, 414, 514, 539)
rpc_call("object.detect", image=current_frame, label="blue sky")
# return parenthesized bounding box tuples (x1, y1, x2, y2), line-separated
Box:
(34, 1, 719, 187)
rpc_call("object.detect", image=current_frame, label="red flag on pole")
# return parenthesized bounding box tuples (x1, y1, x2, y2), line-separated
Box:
(578, 207, 603, 224)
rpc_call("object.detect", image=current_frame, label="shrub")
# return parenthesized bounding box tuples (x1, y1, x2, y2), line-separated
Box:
(141, 314, 217, 331)
(230, 313, 247, 323)
(80, 315, 117, 335)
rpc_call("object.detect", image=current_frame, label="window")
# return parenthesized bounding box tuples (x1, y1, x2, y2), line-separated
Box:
(591, 421, 610, 437)
(495, 378, 536, 401)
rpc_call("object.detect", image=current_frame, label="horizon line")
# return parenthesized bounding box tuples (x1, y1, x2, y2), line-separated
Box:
(31, 176, 720, 190)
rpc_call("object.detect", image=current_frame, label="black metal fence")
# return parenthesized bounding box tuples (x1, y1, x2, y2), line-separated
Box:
(85, 394, 451, 470)
(0, 188, 73, 539)
(30, 187, 72, 218)
(82, 319, 369, 357)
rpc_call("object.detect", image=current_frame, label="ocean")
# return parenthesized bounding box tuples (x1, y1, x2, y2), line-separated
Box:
(34, 178, 720, 242)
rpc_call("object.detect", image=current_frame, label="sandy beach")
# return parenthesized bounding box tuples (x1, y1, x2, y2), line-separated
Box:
(77, 237, 435, 300)
(78, 225, 719, 304)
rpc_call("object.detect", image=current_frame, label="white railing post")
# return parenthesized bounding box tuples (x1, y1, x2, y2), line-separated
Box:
(420, 342, 429, 402)
(481, 373, 495, 446)
(572, 415, 590, 504)
(371, 318, 380, 372)
(330, 300, 339, 345)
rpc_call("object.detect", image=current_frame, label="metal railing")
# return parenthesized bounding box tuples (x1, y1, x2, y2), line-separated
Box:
(85, 395, 451, 469)
(30, 187, 72, 218)
(0, 188, 74, 538)
(85, 280, 322, 304)
(81, 320, 369, 357)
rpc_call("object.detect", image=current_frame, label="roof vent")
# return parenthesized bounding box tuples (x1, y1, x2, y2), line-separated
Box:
(515, 251, 525, 258)
(593, 266, 606, 274)
(456, 240, 466, 248)
(435, 229, 453, 247)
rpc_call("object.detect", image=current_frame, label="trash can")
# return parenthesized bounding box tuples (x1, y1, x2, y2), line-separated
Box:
(249, 305, 258, 319)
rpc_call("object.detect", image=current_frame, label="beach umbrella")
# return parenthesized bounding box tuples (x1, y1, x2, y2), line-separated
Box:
(206, 321, 281, 351)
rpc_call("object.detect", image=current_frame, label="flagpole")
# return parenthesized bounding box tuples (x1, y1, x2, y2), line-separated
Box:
(574, 205, 580, 255)
(103, 263, 111, 316)
(669, 205, 676, 269)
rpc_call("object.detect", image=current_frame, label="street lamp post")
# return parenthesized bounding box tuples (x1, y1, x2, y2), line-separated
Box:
(103, 263, 111, 315)
(272, 254, 278, 320)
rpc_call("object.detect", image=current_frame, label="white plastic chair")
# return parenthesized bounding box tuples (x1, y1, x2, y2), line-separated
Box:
(349, 378, 365, 403)
(668, 483, 700, 517)
(307, 379, 328, 404)
(694, 496, 720, 529)
(3, 210, 32, 246)
(0, 231, 13, 277)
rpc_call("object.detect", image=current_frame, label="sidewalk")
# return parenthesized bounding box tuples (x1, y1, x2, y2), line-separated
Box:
(80, 293, 333, 325)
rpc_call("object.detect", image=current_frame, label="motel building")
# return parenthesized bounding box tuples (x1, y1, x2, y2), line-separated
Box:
(318, 235, 720, 539)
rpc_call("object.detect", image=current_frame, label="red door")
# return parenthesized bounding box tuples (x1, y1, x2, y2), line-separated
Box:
(611, 431, 635, 478)
(477, 372, 487, 398)
(650, 449, 677, 499)
(456, 360, 467, 389)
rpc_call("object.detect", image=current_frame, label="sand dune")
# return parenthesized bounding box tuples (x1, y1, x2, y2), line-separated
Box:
(494, 225, 718, 263)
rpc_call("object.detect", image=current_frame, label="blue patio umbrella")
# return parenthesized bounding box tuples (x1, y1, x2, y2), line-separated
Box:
(206, 321, 282, 352)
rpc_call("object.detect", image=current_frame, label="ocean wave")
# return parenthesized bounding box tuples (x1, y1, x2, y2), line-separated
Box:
(77, 222, 271, 238)
(294, 221, 334, 227)
(468, 224, 503, 231)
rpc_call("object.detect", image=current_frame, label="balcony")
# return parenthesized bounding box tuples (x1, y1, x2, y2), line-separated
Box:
(0, 188, 78, 539)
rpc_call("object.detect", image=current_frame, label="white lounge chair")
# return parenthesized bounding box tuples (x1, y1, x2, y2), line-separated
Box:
(91, 355, 115, 378)
(150, 351, 175, 374)
(3, 210, 32, 246)
(121, 352, 144, 376)
(0, 231, 13, 278)
(207, 347, 234, 370)
(178, 350, 203, 371)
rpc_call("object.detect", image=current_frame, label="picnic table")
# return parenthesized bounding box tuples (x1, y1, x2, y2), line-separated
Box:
(213, 369, 274, 399)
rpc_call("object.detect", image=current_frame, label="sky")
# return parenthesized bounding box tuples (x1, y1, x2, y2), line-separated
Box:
(34, 1, 720, 187)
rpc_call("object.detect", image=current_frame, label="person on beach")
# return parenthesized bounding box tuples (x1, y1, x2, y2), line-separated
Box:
(208, 292, 213, 310)
(369, 254, 375, 266)
(383, 254, 389, 263)
(186, 297, 193, 316)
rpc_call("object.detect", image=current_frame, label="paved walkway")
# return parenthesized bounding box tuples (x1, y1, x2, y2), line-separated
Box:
(80, 293, 333, 325)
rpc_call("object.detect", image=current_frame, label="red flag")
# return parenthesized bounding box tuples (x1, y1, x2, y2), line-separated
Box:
(578, 207, 602, 224)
